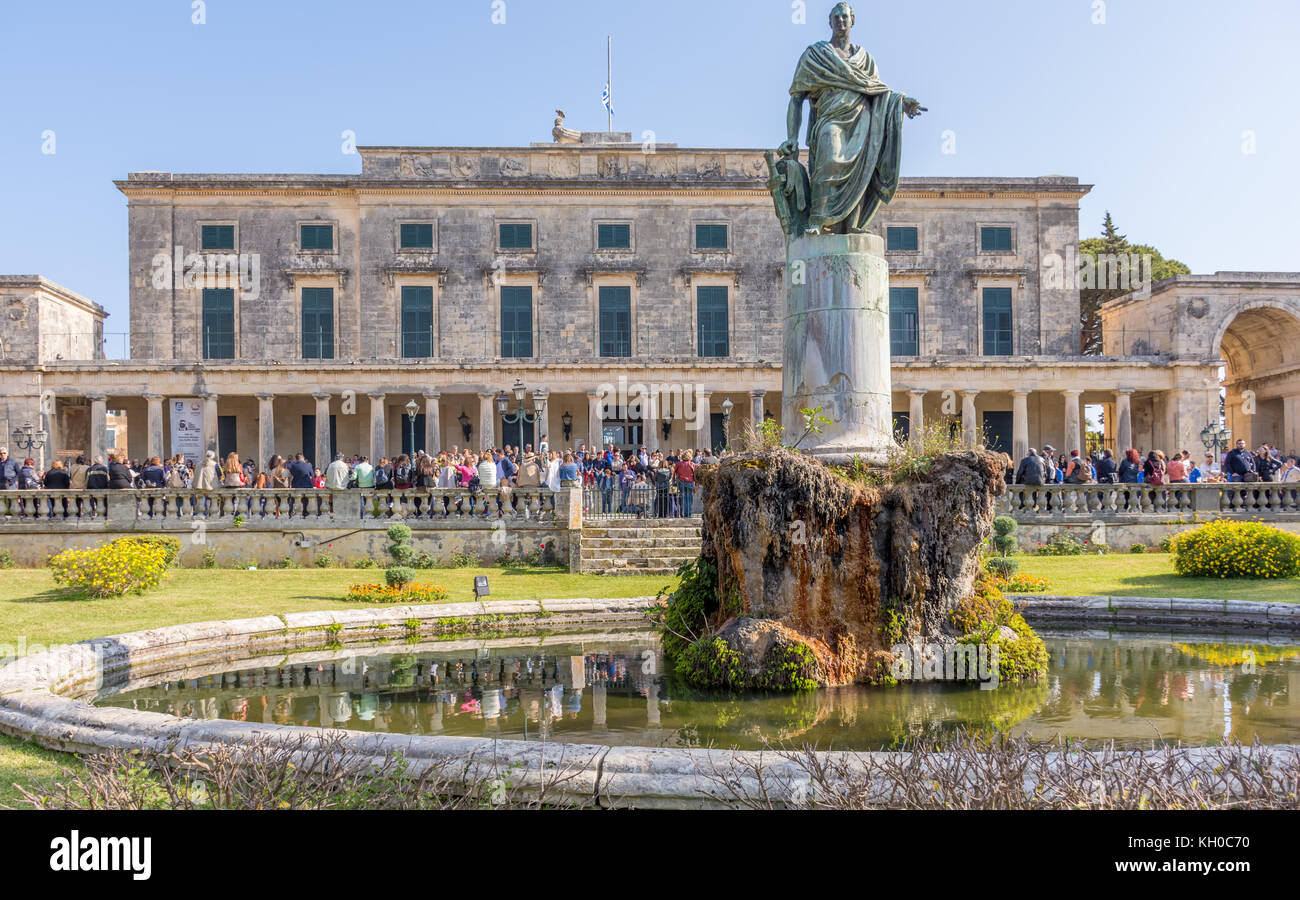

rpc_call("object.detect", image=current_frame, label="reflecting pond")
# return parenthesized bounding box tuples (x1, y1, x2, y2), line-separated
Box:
(94, 627, 1300, 750)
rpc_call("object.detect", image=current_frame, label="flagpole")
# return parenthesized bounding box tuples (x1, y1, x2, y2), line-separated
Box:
(607, 35, 612, 132)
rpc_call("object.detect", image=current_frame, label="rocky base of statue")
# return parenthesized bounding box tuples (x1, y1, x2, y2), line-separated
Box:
(783, 232, 894, 466)
(668, 447, 1009, 687)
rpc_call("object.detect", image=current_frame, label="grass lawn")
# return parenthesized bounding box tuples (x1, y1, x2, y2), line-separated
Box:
(1017, 553, 1300, 602)
(0, 567, 679, 648)
(0, 733, 79, 809)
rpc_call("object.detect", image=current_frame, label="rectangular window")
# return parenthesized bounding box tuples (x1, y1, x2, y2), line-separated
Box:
(982, 287, 1013, 356)
(399, 223, 434, 249)
(201, 288, 235, 359)
(400, 286, 434, 358)
(300, 224, 334, 252)
(499, 223, 533, 250)
(201, 225, 235, 252)
(598, 285, 632, 358)
(695, 223, 728, 250)
(886, 226, 918, 252)
(889, 287, 919, 356)
(696, 285, 730, 358)
(500, 285, 533, 358)
(301, 287, 334, 359)
(597, 223, 630, 249)
(980, 226, 1013, 252)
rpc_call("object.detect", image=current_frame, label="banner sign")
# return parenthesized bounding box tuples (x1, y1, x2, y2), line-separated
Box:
(170, 398, 204, 461)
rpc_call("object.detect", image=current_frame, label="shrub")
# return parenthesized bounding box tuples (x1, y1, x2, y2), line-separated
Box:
(1172, 521, 1300, 579)
(112, 535, 182, 568)
(1159, 534, 1176, 553)
(388, 543, 416, 565)
(200, 547, 218, 569)
(386, 524, 413, 545)
(1129, 543, 1146, 554)
(349, 556, 378, 569)
(449, 551, 475, 568)
(275, 556, 300, 569)
(995, 573, 1051, 593)
(385, 566, 417, 588)
(0, 548, 13, 569)
(1032, 532, 1108, 556)
(991, 516, 1019, 557)
(49, 540, 170, 598)
(651, 557, 719, 661)
(314, 554, 336, 568)
(412, 552, 438, 569)
(984, 556, 1019, 578)
(950, 572, 1048, 682)
(346, 582, 448, 604)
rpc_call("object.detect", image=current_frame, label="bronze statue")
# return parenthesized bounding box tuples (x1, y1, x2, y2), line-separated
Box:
(773, 2, 926, 237)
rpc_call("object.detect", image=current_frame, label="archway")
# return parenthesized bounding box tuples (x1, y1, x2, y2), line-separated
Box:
(1217, 305, 1300, 453)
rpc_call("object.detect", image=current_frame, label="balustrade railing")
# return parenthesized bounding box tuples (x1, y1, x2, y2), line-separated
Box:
(1001, 483, 1300, 518)
(0, 487, 572, 527)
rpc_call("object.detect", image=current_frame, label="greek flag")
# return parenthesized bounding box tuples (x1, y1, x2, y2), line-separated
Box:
(602, 82, 614, 116)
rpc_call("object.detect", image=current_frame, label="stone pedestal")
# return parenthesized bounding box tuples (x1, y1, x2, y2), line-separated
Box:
(782, 232, 892, 463)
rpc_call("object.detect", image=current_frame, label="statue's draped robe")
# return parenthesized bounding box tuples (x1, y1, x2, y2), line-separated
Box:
(790, 41, 905, 232)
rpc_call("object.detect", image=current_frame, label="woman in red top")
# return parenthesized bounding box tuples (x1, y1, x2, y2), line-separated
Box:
(672, 450, 698, 518)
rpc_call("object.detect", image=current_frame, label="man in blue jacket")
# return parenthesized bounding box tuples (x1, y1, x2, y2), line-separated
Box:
(288, 453, 315, 489)
(0, 448, 17, 489)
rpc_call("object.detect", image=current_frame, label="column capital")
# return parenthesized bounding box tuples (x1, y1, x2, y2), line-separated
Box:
(1115, 388, 1136, 396)
(1010, 389, 1031, 397)
(254, 392, 276, 401)
(368, 391, 387, 400)
(960, 389, 980, 398)
(1062, 389, 1085, 397)
(142, 392, 164, 401)
(906, 388, 928, 398)
(198, 391, 218, 401)
(85, 392, 107, 402)
(422, 390, 442, 400)
(477, 390, 496, 400)
(311, 391, 331, 401)
(749, 388, 767, 398)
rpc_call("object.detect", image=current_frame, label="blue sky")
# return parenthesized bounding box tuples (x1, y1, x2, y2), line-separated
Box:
(1, 0, 1296, 330)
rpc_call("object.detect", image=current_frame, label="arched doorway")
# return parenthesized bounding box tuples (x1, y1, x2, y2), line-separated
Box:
(1217, 304, 1300, 453)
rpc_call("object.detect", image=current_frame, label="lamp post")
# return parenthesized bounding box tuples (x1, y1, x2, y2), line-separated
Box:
(11, 421, 47, 461)
(405, 399, 420, 456)
(458, 410, 472, 444)
(662, 412, 673, 443)
(1200, 423, 1231, 472)
(496, 378, 545, 449)
(561, 410, 573, 443)
(720, 397, 734, 450)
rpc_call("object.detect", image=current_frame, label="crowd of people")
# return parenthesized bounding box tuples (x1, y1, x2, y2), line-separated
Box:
(0, 438, 720, 519)
(1009, 438, 1300, 486)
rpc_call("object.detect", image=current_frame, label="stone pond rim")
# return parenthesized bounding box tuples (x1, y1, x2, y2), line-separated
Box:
(688, 447, 1011, 686)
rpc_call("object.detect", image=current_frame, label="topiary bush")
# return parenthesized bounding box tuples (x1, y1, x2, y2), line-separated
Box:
(1171, 521, 1300, 579)
(984, 556, 1020, 578)
(385, 566, 417, 588)
(991, 516, 1019, 557)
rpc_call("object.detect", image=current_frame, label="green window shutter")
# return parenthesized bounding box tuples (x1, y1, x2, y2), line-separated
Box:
(886, 227, 918, 252)
(696, 286, 729, 358)
(695, 224, 728, 250)
(889, 287, 919, 356)
(301, 287, 335, 359)
(499, 223, 532, 249)
(982, 287, 1013, 356)
(981, 227, 1012, 252)
(201, 288, 235, 359)
(201, 225, 235, 251)
(400, 286, 434, 357)
(500, 286, 533, 358)
(597, 223, 630, 249)
(399, 223, 434, 249)
(301, 224, 333, 251)
(598, 286, 632, 357)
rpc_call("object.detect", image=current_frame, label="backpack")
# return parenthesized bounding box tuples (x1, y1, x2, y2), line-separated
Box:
(373, 466, 390, 487)
(393, 464, 412, 487)
(86, 464, 109, 489)
(1067, 459, 1090, 484)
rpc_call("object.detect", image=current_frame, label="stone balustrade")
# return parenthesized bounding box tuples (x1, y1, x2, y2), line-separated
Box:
(0, 486, 575, 530)
(1001, 483, 1300, 520)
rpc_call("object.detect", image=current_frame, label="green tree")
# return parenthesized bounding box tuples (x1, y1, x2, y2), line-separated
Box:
(1079, 212, 1190, 355)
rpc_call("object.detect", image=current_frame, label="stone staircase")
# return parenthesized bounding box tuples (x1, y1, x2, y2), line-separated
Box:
(579, 519, 703, 575)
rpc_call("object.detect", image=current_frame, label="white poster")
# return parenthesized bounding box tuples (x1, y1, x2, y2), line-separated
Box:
(170, 398, 204, 462)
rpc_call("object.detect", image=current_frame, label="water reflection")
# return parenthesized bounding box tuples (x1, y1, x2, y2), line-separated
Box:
(95, 630, 1300, 750)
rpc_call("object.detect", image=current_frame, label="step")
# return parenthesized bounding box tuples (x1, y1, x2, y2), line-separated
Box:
(582, 526, 702, 538)
(581, 550, 698, 562)
(581, 536, 702, 549)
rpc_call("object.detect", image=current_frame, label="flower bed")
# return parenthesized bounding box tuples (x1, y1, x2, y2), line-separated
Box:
(345, 582, 449, 604)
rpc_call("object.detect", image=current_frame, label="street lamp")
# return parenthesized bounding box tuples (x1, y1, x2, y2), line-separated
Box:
(458, 410, 472, 444)
(662, 412, 673, 442)
(404, 399, 420, 455)
(496, 378, 545, 449)
(561, 410, 573, 443)
(1200, 423, 1231, 470)
(720, 398, 734, 449)
(11, 421, 47, 457)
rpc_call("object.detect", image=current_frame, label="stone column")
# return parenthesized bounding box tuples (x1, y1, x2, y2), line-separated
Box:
(368, 392, 386, 459)
(750, 389, 766, 429)
(477, 391, 496, 452)
(1115, 389, 1134, 452)
(144, 393, 164, 461)
(255, 392, 275, 470)
(423, 391, 441, 456)
(907, 389, 926, 447)
(200, 392, 219, 458)
(312, 392, 331, 468)
(782, 232, 892, 462)
(587, 390, 603, 450)
(1284, 395, 1300, 458)
(1011, 390, 1030, 462)
(643, 390, 660, 453)
(41, 391, 57, 470)
(960, 390, 979, 448)
(693, 389, 711, 449)
(1062, 389, 1083, 455)
(87, 393, 107, 461)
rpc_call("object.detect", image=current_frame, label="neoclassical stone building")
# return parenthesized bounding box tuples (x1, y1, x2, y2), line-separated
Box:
(2, 130, 1296, 468)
